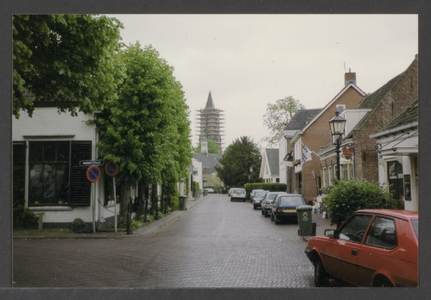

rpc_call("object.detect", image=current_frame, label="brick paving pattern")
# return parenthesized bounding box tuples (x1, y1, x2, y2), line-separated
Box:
(13, 194, 337, 288)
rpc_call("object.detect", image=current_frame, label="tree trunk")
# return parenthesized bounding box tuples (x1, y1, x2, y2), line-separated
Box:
(152, 183, 158, 219)
(160, 183, 165, 216)
(120, 180, 131, 220)
(137, 180, 146, 220)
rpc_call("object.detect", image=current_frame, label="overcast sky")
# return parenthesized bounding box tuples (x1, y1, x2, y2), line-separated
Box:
(107, 14, 418, 150)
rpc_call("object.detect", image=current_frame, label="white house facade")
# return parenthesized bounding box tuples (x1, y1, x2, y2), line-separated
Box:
(12, 107, 117, 228)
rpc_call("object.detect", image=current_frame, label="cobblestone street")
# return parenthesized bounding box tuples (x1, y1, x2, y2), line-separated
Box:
(13, 194, 336, 288)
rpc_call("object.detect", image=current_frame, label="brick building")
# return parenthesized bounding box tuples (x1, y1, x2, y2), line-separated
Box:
(290, 72, 366, 203)
(319, 55, 418, 209)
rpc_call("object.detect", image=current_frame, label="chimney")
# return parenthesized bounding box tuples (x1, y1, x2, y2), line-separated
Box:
(345, 69, 356, 86)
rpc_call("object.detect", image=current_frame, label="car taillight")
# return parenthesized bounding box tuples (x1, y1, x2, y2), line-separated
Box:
(277, 209, 282, 213)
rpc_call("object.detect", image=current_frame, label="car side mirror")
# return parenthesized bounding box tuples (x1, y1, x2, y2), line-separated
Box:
(324, 229, 339, 239)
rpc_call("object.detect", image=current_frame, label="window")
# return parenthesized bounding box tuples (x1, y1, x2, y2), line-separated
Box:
(365, 217, 397, 249)
(22, 140, 92, 207)
(339, 214, 373, 243)
(387, 161, 403, 200)
(336, 105, 345, 113)
(29, 141, 70, 206)
(328, 166, 332, 186)
(279, 196, 304, 206)
(322, 168, 327, 187)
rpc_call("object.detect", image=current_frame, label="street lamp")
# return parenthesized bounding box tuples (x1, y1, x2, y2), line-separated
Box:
(329, 111, 346, 181)
(249, 166, 253, 201)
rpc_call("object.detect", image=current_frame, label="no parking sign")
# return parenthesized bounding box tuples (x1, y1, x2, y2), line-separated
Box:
(86, 165, 101, 183)
(105, 161, 119, 177)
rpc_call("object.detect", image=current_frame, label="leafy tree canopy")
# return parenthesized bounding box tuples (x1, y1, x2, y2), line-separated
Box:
(13, 14, 124, 118)
(95, 43, 193, 185)
(215, 136, 261, 187)
(195, 139, 220, 154)
(262, 96, 306, 145)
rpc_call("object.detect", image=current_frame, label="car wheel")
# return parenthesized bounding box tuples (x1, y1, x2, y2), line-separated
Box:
(270, 213, 274, 221)
(373, 276, 394, 287)
(314, 260, 329, 287)
(261, 209, 264, 215)
(264, 210, 268, 217)
(253, 205, 257, 210)
(274, 215, 279, 224)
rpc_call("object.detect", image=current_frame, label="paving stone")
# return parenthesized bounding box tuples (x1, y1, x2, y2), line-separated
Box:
(13, 194, 336, 288)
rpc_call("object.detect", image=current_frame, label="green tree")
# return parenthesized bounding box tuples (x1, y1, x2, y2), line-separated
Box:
(324, 179, 399, 228)
(215, 136, 261, 187)
(195, 139, 220, 154)
(95, 43, 193, 218)
(13, 15, 124, 118)
(263, 96, 306, 145)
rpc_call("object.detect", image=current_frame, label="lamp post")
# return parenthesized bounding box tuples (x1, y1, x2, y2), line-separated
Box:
(250, 166, 254, 197)
(329, 111, 346, 181)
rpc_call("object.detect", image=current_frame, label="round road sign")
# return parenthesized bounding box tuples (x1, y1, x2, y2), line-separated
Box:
(86, 165, 101, 183)
(105, 161, 119, 177)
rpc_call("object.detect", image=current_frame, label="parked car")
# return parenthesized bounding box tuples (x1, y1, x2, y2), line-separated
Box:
(270, 193, 306, 224)
(261, 192, 287, 217)
(252, 191, 269, 210)
(305, 209, 418, 287)
(250, 189, 264, 201)
(205, 188, 215, 193)
(230, 188, 246, 201)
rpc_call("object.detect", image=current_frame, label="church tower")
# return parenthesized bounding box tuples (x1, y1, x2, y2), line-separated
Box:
(196, 91, 225, 149)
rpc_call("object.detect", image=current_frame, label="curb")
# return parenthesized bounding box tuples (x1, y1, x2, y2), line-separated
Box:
(13, 195, 209, 240)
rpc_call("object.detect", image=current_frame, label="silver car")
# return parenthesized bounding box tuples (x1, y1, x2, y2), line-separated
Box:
(252, 190, 269, 209)
(261, 192, 287, 217)
(230, 188, 247, 202)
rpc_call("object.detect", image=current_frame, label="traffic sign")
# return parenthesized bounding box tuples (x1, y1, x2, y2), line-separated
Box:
(80, 159, 105, 167)
(105, 161, 119, 177)
(86, 165, 101, 183)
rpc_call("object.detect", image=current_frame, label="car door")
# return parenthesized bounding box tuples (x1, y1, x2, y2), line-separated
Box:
(321, 214, 373, 285)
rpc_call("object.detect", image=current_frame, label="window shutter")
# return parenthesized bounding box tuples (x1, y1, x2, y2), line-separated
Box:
(70, 141, 92, 207)
(13, 142, 26, 207)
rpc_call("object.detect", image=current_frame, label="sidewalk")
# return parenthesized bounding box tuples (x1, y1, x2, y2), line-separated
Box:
(13, 194, 209, 239)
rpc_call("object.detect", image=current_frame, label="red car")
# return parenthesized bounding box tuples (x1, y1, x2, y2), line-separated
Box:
(305, 209, 418, 287)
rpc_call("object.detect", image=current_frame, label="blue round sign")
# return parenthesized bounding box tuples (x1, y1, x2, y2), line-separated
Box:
(105, 161, 119, 177)
(86, 165, 101, 182)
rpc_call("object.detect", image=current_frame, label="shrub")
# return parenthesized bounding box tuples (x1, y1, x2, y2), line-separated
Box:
(118, 217, 141, 229)
(324, 179, 398, 227)
(13, 205, 39, 229)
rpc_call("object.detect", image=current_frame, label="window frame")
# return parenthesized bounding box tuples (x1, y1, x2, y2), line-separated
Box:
(364, 216, 398, 249)
(21, 139, 92, 208)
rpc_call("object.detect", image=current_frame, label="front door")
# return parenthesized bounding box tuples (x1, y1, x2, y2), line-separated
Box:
(322, 214, 372, 285)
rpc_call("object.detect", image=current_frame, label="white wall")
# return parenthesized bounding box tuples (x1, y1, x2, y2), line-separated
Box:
(13, 108, 99, 225)
(192, 158, 203, 192)
(13, 107, 96, 141)
(278, 133, 288, 185)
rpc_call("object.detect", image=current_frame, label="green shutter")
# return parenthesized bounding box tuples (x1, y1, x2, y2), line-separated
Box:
(70, 141, 92, 207)
(13, 142, 26, 207)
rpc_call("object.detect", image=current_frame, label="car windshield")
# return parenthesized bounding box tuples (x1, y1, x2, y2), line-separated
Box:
(278, 196, 304, 206)
(411, 219, 418, 238)
(234, 189, 245, 194)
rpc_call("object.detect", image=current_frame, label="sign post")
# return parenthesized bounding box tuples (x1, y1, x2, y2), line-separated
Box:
(86, 165, 101, 233)
(105, 161, 120, 232)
